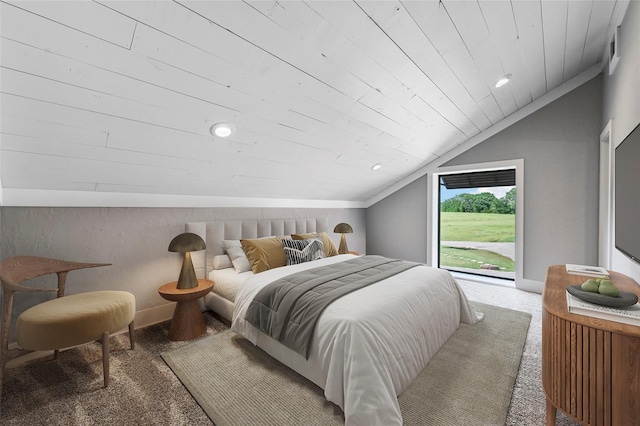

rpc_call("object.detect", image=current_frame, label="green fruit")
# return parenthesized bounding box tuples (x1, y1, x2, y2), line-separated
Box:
(598, 279, 619, 297)
(581, 279, 600, 293)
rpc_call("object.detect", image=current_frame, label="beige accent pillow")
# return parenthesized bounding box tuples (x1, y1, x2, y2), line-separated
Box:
(240, 237, 287, 273)
(292, 232, 338, 257)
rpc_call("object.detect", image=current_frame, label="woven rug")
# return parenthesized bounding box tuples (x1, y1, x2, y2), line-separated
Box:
(161, 302, 531, 426)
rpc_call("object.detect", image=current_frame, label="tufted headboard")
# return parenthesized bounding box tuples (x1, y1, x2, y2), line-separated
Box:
(185, 218, 329, 279)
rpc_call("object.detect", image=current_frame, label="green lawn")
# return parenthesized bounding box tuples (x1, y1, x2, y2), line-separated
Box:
(439, 212, 515, 272)
(440, 212, 515, 242)
(440, 246, 515, 272)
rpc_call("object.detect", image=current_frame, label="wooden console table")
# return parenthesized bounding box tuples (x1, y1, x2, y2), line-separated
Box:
(542, 265, 640, 426)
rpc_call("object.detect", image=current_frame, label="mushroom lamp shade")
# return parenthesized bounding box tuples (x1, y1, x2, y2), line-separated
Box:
(168, 233, 206, 289)
(333, 223, 353, 255)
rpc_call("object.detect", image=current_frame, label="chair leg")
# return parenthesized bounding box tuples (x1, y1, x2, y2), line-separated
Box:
(53, 349, 59, 360)
(128, 321, 135, 350)
(0, 335, 7, 403)
(0, 356, 4, 403)
(101, 332, 109, 388)
(1, 288, 16, 403)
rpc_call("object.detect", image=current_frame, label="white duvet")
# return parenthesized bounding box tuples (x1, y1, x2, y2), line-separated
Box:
(232, 255, 482, 425)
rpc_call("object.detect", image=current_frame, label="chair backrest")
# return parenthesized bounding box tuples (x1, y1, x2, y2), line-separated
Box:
(0, 256, 110, 293)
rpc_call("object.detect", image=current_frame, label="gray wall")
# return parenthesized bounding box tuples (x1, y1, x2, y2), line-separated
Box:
(367, 75, 602, 283)
(365, 175, 427, 263)
(603, 1, 640, 282)
(0, 206, 365, 336)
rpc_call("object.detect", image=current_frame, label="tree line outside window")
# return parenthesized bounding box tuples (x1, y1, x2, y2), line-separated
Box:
(440, 188, 515, 214)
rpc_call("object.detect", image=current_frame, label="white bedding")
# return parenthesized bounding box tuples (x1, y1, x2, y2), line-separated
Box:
(208, 268, 252, 302)
(232, 255, 482, 425)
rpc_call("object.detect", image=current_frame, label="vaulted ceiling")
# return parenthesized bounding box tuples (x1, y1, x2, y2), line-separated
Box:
(0, 1, 628, 204)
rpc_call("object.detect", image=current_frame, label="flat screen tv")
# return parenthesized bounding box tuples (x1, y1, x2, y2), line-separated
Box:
(615, 122, 640, 264)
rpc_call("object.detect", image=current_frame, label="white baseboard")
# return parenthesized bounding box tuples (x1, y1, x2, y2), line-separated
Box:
(516, 278, 544, 294)
(134, 302, 176, 329)
(451, 271, 516, 288)
(451, 271, 543, 294)
(5, 303, 176, 368)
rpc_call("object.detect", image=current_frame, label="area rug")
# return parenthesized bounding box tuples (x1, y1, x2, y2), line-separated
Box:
(161, 302, 531, 426)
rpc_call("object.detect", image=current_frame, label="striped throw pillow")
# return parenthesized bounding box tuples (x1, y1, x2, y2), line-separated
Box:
(282, 238, 325, 265)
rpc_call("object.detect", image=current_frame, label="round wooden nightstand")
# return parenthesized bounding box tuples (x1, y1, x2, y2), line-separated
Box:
(158, 279, 213, 341)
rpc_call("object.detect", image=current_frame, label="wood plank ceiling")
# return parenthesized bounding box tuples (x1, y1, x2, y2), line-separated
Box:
(0, 1, 626, 202)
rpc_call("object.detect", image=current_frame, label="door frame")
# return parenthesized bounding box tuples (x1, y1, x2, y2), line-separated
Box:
(427, 159, 527, 290)
(599, 120, 613, 269)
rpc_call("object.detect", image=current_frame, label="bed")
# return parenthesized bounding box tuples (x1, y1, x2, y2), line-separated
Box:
(185, 218, 482, 425)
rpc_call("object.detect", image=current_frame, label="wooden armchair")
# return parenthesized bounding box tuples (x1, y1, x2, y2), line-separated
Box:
(0, 256, 136, 401)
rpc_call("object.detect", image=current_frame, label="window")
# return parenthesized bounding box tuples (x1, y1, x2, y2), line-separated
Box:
(428, 160, 524, 288)
(438, 170, 515, 280)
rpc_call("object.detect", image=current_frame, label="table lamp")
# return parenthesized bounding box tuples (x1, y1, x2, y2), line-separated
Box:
(333, 223, 353, 255)
(168, 232, 206, 289)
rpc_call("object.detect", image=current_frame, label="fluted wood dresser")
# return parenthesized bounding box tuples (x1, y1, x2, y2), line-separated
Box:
(542, 265, 640, 425)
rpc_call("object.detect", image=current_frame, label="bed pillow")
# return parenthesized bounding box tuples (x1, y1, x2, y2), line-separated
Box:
(212, 254, 233, 270)
(292, 232, 338, 257)
(222, 240, 251, 273)
(240, 237, 287, 274)
(282, 238, 325, 265)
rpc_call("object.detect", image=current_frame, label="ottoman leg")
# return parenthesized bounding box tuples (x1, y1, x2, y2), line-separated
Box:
(128, 321, 135, 350)
(101, 332, 109, 388)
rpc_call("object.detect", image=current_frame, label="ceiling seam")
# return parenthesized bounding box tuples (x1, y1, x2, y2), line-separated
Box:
(358, 0, 482, 135)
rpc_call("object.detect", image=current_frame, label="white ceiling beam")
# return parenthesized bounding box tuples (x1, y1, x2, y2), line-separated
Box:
(1, 189, 367, 208)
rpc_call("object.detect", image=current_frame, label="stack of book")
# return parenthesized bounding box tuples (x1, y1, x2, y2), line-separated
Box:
(566, 291, 640, 326)
(565, 264, 609, 278)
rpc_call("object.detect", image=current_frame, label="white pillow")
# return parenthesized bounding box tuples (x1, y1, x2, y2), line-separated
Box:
(212, 254, 233, 270)
(222, 240, 251, 273)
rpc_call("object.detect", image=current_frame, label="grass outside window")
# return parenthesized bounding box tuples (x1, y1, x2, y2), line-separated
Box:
(440, 212, 515, 272)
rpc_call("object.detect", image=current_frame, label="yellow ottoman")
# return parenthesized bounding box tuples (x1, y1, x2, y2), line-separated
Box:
(16, 290, 135, 386)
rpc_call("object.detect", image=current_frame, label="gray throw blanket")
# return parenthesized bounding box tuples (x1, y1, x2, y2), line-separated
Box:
(244, 255, 421, 358)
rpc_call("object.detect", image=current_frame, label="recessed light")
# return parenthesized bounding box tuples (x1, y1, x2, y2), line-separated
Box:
(210, 122, 235, 138)
(371, 163, 382, 171)
(494, 74, 511, 88)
